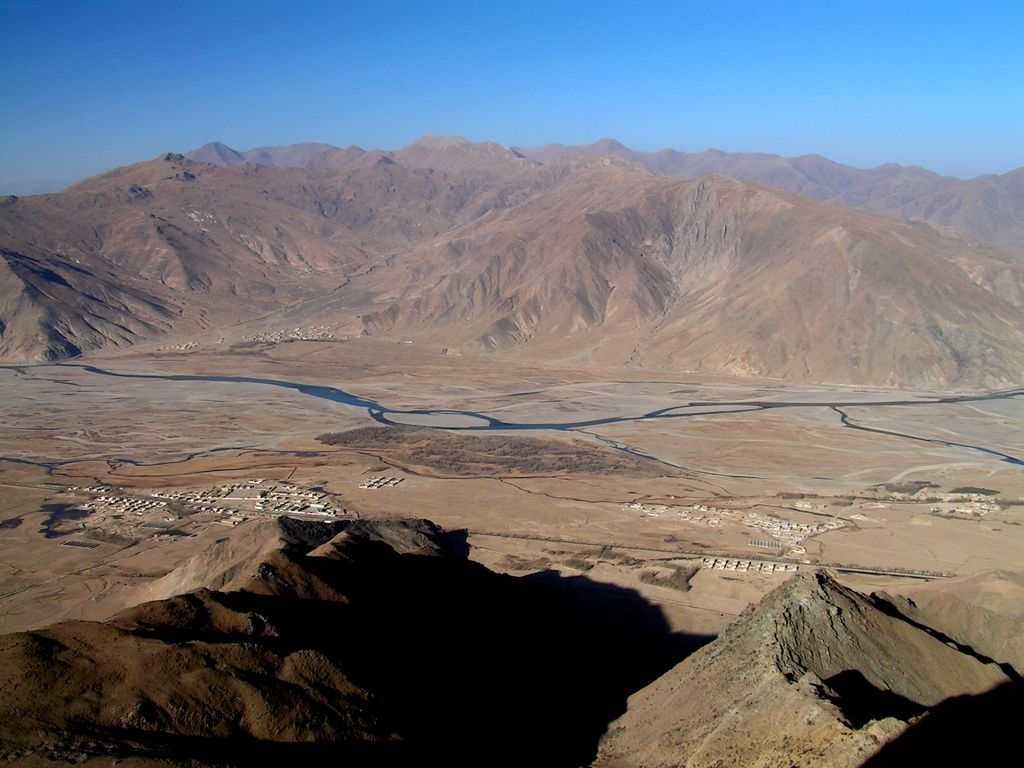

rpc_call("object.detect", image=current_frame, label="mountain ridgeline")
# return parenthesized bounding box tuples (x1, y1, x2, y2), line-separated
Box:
(1, 136, 1023, 388)
(519, 139, 1024, 254)
(0, 517, 699, 767)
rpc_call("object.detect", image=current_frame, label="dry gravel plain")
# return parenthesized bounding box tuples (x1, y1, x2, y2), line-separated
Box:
(2, 339, 1022, 635)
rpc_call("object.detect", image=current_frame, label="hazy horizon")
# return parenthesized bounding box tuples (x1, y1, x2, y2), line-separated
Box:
(3, 131, 1022, 197)
(2, 0, 1022, 193)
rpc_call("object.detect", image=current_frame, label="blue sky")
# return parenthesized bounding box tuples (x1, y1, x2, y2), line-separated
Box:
(2, 0, 1021, 191)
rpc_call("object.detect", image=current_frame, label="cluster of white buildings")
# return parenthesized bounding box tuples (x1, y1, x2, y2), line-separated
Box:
(59, 487, 176, 540)
(622, 499, 846, 556)
(867, 488, 998, 504)
(626, 502, 670, 517)
(153, 479, 341, 519)
(358, 476, 405, 490)
(702, 557, 799, 574)
(745, 511, 844, 549)
(689, 503, 731, 515)
(245, 326, 338, 344)
(62, 479, 343, 540)
(156, 341, 198, 352)
(929, 501, 999, 518)
(80, 494, 170, 517)
(184, 209, 215, 227)
(624, 502, 736, 528)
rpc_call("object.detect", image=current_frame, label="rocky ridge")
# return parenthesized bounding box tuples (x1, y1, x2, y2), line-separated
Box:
(595, 571, 1012, 767)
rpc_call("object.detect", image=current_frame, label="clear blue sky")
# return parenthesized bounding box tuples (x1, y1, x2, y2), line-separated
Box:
(2, 0, 1021, 191)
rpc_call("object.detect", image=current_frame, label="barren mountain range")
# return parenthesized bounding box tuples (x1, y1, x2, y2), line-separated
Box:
(520, 140, 1024, 255)
(2, 136, 1023, 388)
(192, 136, 1024, 254)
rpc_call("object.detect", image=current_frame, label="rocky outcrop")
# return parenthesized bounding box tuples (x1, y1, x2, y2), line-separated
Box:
(595, 572, 1010, 767)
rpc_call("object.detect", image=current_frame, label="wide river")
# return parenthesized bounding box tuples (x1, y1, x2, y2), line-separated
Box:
(1, 363, 1022, 469)
(65, 364, 1024, 468)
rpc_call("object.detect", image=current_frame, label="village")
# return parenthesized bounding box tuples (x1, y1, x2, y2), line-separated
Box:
(156, 340, 198, 352)
(626, 501, 738, 528)
(743, 510, 846, 552)
(57, 479, 346, 541)
(624, 500, 845, 557)
(928, 499, 1001, 519)
(844, 486, 1005, 520)
(244, 325, 341, 344)
(148, 478, 341, 519)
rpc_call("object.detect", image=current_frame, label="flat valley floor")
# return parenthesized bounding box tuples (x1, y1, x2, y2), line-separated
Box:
(2, 337, 1023, 636)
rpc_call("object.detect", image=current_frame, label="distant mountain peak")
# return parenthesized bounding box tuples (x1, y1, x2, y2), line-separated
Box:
(185, 141, 246, 166)
(591, 137, 630, 151)
(410, 134, 473, 150)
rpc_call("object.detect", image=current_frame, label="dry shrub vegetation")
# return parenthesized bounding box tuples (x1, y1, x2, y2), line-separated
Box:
(318, 427, 662, 477)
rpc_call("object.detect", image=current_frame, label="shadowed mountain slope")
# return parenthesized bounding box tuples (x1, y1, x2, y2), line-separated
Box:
(2, 519, 1019, 767)
(0, 517, 700, 767)
(862, 679, 1024, 766)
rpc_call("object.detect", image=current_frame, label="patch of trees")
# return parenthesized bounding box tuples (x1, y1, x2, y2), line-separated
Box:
(318, 427, 661, 476)
(639, 565, 698, 593)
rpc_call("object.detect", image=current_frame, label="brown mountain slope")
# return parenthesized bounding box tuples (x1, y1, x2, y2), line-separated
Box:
(341, 162, 1024, 387)
(392, 134, 536, 175)
(0, 154, 348, 359)
(519, 140, 1024, 253)
(0, 239, 182, 360)
(594, 571, 1011, 768)
(875, 570, 1024, 675)
(4, 142, 1024, 387)
(0, 517, 695, 767)
(0, 151, 526, 360)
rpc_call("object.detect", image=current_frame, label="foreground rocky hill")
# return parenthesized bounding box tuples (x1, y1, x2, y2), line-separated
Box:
(0, 517, 694, 767)
(1, 517, 1020, 766)
(595, 571, 1015, 768)
(3, 138, 1024, 387)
